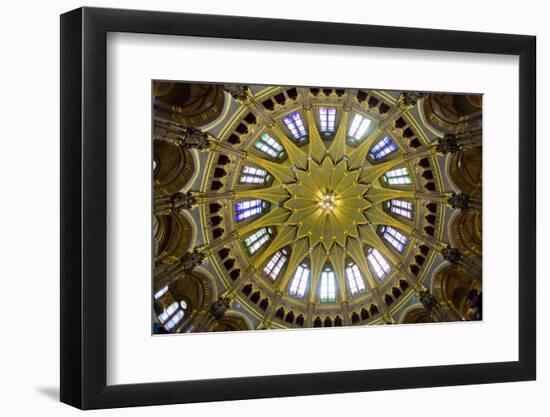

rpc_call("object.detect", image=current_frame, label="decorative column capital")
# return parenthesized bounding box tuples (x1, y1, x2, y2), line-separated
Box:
(171, 191, 197, 210)
(178, 248, 205, 272)
(209, 296, 231, 320)
(180, 127, 211, 150)
(435, 133, 461, 154)
(399, 91, 428, 107)
(441, 246, 463, 265)
(417, 288, 440, 312)
(224, 84, 251, 103)
(447, 192, 471, 210)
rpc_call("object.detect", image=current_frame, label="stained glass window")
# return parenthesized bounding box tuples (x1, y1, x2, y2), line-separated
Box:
(348, 113, 372, 142)
(319, 267, 337, 302)
(244, 228, 272, 255)
(158, 301, 188, 331)
(289, 264, 309, 298)
(254, 133, 284, 158)
(239, 165, 269, 184)
(367, 248, 391, 279)
(387, 199, 414, 219)
(346, 262, 366, 295)
(383, 167, 413, 185)
(164, 310, 184, 330)
(381, 226, 409, 253)
(369, 135, 398, 160)
(234, 199, 267, 222)
(283, 112, 307, 140)
(319, 107, 337, 134)
(153, 285, 168, 300)
(264, 249, 288, 280)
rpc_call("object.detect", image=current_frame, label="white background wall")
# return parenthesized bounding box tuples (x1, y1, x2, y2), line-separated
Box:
(0, 0, 545, 415)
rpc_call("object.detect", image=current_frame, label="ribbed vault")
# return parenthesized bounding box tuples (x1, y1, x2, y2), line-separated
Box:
(153, 83, 483, 332)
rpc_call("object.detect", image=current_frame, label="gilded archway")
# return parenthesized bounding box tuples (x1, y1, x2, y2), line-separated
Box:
(154, 140, 195, 194)
(432, 264, 481, 320)
(451, 210, 482, 259)
(449, 146, 482, 197)
(422, 94, 482, 134)
(400, 305, 435, 324)
(154, 211, 194, 261)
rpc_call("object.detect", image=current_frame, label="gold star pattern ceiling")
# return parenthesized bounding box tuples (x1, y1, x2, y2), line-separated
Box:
(153, 83, 483, 332)
(199, 88, 442, 311)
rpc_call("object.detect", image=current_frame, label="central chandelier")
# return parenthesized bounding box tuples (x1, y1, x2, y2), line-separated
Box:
(318, 192, 337, 213)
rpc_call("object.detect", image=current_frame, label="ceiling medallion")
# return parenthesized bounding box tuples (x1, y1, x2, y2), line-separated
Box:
(317, 191, 337, 213)
(284, 156, 371, 251)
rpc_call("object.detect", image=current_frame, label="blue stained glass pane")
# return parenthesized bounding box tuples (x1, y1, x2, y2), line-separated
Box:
(235, 199, 266, 221)
(370, 135, 398, 160)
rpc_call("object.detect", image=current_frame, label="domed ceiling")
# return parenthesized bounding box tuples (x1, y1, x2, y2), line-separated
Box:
(152, 83, 483, 333)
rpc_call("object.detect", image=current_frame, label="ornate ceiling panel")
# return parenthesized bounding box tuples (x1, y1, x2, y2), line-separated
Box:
(152, 83, 483, 333)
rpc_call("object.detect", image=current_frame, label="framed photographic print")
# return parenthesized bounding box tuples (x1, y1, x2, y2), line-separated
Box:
(60, 6, 536, 410)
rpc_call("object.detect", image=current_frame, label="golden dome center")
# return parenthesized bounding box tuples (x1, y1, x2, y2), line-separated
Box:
(317, 192, 337, 213)
(283, 157, 372, 251)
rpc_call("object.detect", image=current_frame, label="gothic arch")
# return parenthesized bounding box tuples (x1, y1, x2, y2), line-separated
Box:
(422, 94, 482, 134)
(154, 82, 226, 127)
(450, 210, 482, 259)
(432, 264, 481, 319)
(172, 271, 214, 314)
(154, 211, 194, 260)
(211, 312, 253, 332)
(399, 305, 435, 324)
(449, 146, 482, 197)
(154, 139, 195, 194)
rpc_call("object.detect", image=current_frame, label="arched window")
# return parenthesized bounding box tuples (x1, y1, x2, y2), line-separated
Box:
(369, 135, 398, 160)
(282, 112, 307, 140)
(346, 262, 366, 295)
(319, 107, 337, 135)
(348, 113, 372, 142)
(239, 165, 269, 184)
(244, 228, 272, 255)
(289, 263, 309, 298)
(158, 300, 188, 331)
(380, 226, 409, 253)
(263, 249, 288, 280)
(153, 285, 168, 300)
(234, 199, 267, 222)
(387, 199, 414, 219)
(383, 167, 413, 185)
(319, 267, 337, 302)
(367, 248, 391, 279)
(254, 133, 284, 158)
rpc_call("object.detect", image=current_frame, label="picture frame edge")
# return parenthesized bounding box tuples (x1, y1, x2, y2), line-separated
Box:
(60, 6, 537, 410)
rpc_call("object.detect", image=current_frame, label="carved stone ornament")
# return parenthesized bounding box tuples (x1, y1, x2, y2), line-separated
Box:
(418, 289, 439, 312)
(400, 91, 428, 107)
(179, 249, 205, 272)
(224, 84, 250, 102)
(181, 127, 210, 150)
(435, 133, 461, 154)
(441, 246, 463, 265)
(447, 192, 470, 210)
(171, 191, 197, 210)
(209, 297, 231, 319)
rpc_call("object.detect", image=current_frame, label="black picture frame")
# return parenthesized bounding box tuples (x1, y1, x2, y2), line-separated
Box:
(60, 6, 536, 410)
